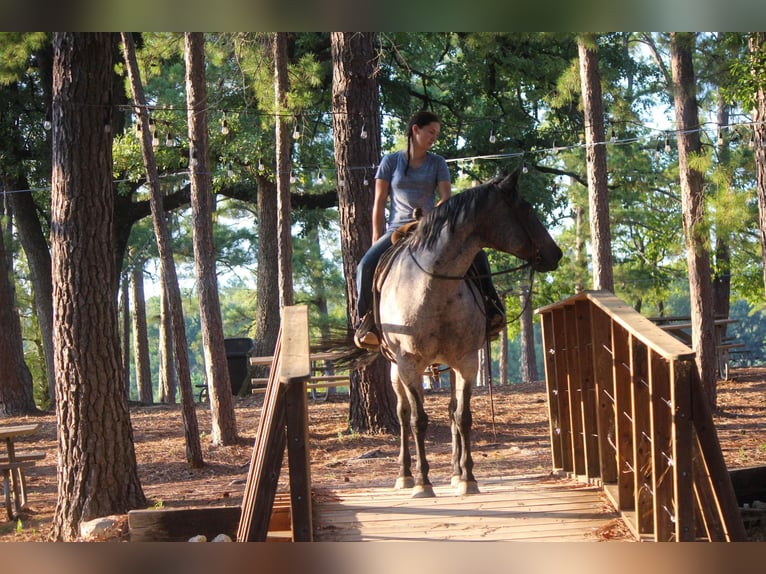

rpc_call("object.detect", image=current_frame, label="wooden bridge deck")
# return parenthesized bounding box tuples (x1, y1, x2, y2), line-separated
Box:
(312, 475, 627, 542)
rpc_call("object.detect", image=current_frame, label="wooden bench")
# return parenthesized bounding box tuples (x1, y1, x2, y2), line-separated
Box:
(1, 457, 41, 519)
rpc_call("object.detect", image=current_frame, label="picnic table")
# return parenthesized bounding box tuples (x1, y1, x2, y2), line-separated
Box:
(0, 423, 43, 520)
(650, 316, 744, 379)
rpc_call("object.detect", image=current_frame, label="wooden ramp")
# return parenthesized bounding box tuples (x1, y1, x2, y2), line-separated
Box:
(313, 476, 624, 542)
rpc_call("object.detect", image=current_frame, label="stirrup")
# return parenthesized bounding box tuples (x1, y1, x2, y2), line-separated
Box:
(354, 313, 380, 350)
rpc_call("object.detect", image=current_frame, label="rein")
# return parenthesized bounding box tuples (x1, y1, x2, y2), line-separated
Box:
(406, 245, 533, 281)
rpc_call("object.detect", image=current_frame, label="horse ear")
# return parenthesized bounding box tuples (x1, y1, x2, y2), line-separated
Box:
(500, 169, 520, 192)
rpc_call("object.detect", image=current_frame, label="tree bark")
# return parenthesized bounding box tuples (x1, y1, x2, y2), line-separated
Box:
(252, 174, 280, 372)
(519, 285, 539, 384)
(578, 34, 614, 292)
(273, 32, 295, 309)
(0, 223, 37, 416)
(158, 274, 176, 404)
(184, 32, 237, 445)
(6, 176, 56, 407)
(120, 275, 131, 401)
(50, 32, 146, 540)
(750, 33, 766, 303)
(121, 32, 203, 468)
(130, 265, 153, 405)
(670, 32, 718, 407)
(713, 90, 732, 327)
(331, 32, 398, 434)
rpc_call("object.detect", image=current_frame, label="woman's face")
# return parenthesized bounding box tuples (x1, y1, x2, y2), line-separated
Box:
(412, 121, 441, 150)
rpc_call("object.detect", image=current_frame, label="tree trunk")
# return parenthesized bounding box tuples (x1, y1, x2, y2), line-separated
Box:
(331, 32, 398, 434)
(50, 32, 146, 540)
(184, 32, 237, 445)
(670, 32, 718, 407)
(519, 285, 539, 384)
(6, 175, 56, 407)
(750, 33, 766, 302)
(0, 224, 37, 416)
(578, 34, 614, 292)
(252, 174, 280, 372)
(130, 265, 153, 405)
(121, 32, 203, 468)
(713, 91, 732, 328)
(273, 32, 295, 309)
(120, 275, 131, 401)
(158, 275, 176, 404)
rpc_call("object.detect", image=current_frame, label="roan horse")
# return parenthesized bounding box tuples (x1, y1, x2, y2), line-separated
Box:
(372, 169, 562, 498)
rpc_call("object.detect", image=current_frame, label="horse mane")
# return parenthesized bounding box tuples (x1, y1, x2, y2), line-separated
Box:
(410, 176, 513, 251)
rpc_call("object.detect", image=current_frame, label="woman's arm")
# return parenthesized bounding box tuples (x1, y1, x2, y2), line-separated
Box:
(372, 178, 390, 242)
(436, 179, 451, 206)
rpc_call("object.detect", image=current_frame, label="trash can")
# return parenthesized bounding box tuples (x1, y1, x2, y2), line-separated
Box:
(224, 337, 254, 395)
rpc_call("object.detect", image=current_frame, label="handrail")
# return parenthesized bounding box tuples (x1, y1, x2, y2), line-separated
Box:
(536, 290, 746, 542)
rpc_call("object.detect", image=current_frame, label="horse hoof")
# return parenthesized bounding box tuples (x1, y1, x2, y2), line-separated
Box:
(411, 485, 435, 498)
(394, 476, 415, 490)
(455, 480, 480, 496)
(450, 475, 461, 488)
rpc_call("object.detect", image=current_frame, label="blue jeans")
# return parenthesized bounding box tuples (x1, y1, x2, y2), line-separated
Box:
(356, 231, 394, 322)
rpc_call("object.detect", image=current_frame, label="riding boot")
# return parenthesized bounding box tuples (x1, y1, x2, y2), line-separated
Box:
(354, 311, 380, 350)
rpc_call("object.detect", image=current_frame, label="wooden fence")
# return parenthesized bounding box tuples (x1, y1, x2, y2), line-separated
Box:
(536, 291, 746, 542)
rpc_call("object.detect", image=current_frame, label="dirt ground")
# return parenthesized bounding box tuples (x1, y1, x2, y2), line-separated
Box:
(2, 367, 766, 542)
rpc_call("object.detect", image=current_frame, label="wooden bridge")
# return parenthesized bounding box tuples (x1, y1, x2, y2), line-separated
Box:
(537, 291, 746, 542)
(130, 296, 747, 542)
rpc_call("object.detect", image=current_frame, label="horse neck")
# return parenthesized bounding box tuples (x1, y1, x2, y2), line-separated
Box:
(411, 227, 482, 277)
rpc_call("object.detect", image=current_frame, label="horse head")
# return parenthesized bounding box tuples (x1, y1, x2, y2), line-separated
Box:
(495, 170, 563, 272)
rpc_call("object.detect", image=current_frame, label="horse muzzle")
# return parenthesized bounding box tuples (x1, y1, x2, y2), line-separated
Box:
(531, 245, 563, 272)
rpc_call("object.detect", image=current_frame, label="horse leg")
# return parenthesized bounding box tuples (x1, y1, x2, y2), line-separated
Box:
(448, 369, 463, 488)
(399, 363, 434, 498)
(453, 364, 479, 495)
(391, 365, 414, 490)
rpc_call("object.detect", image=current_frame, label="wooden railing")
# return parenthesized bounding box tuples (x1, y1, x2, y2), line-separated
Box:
(536, 291, 746, 542)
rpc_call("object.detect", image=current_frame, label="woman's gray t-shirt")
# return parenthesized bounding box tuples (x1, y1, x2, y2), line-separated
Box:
(375, 150, 451, 233)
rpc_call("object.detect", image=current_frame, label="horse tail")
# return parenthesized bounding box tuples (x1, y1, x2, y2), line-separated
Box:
(311, 329, 381, 371)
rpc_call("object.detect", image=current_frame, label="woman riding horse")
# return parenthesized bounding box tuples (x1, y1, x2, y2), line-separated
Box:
(354, 111, 505, 350)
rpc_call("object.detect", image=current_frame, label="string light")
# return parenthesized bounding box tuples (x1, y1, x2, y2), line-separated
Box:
(165, 133, 173, 147)
(315, 169, 324, 184)
(610, 128, 617, 143)
(221, 113, 229, 136)
(289, 170, 297, 184)
(522, 162, 529, 174)
(360, 122, 368, 140)
(664, 134, 671, 153)
(292, 121, 301, 140)
(489, 124, 497, 144)
(227, 164, 234, 178)
(257, 158, 264, 171)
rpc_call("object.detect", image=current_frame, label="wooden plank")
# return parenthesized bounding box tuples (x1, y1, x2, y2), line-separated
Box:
(590, 305, 617, 484)
(691, 436, 726, 541)
(285, 379, 313, 541)
(564, 304, 585, 476)
(551, 307, 573, 472)
(671, 360, 695, 541)
(630, 339, 653, 536)
(540, 311, 562, 470)
(279, 306, 311, 385)
(649, 350, 675, 541)
(575, 298, 600, 480)
(237, 331, 285, 542)
(612, 326, 634, 512)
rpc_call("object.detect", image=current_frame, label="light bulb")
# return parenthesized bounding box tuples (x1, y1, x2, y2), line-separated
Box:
(43, 118, 51, 131)
(257, 158, 264, 171)
(292, 126, 300, 140)
(316, 170, 324, 184)
(227, 165, 234, 178)
(489, 132, 496, 144)
(165, 133, 173, 147)
(152, 134, 160, 147)
(360, 123, 368, 139)
(522, 164, 528, 174)
(610, 129, 617, 143)
(290, 172, 296, 184)
(363, 177, 369, 186)
(664, 137, 671, 153)
(221, 120, 229, 136)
